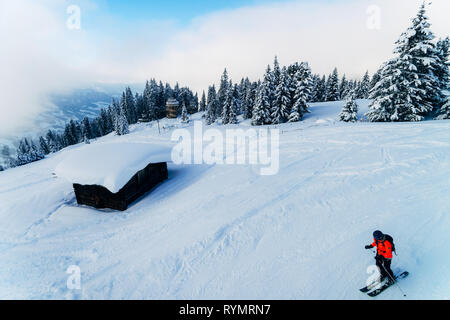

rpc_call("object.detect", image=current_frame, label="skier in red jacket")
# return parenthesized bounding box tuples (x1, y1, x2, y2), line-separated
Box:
(365, 230, 395, 284)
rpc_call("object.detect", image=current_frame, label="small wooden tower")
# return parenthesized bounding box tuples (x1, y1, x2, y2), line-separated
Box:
(166, 98, 179, 119)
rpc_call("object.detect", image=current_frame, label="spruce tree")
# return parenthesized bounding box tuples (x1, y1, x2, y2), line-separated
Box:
(339, 75, 349, 100)
(435, 96, 450, 120)
(272, 56, 281, 91)
(217, 68, 230, 118)
(370, 69, 382, 91)
(2, 145, 14, 168)
(397, 2, 440, 113)
(39, 136, 50, 155)
(125, 87, 137, 124)
(317, 75, 327, 102)
(358, 71, 371, 99)
(435, 37, 449, 104)
(243, 82, 256, 119)
(252, 79, 271, 126)
(45, 130, 58, 153)
(289, 63, 312, 122)
(199, 91, 207, 112)
(367, 2, 440, 121)
(81, 117, 92, 140)
(339, 91, 358, 122)
(181, 102, 190, 123)
(205, 85, 217, 125)
(222, 86, 237, 124)
(16, 138, 30, 166)
(232, 83, 242, 115)
(272, 67, 292, 124)
(325, 68, 339, 101)
(114, 98, 129, 135)
(29, 139, 44, 162)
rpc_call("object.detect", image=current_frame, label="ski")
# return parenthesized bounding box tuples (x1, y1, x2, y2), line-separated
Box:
(367, 271, 409, 297)
(359, 278, 382, 293)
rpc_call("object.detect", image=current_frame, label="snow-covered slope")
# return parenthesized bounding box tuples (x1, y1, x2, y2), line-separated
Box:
(0, 100, 449, 299)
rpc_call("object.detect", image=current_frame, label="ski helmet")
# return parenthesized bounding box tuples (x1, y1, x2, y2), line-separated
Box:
(373, 230, 384, 240)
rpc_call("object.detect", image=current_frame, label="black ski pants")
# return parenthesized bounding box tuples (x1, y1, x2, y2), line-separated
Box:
(375, 255, 394, 280)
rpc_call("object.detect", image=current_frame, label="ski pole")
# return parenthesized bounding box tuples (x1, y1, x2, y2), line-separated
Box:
(380, 263, 407, 297)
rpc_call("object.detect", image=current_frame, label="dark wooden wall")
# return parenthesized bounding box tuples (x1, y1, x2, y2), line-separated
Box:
(73, 162, 168, 211)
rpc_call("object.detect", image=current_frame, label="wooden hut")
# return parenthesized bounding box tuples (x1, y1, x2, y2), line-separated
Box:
(55, 142, 171, 211)
(166, 98, 179, 119)
(73, 162, 167, 211)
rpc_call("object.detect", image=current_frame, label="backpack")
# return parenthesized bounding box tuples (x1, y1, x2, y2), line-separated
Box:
(384, 234, 396, 254)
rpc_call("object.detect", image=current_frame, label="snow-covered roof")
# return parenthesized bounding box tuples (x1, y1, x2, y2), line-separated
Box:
(55, 142, 172, 193)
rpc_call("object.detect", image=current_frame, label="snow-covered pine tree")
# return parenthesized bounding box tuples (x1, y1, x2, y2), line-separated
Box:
(325, 68, 339, 101)
(237, 78, 247, 115)
(68, 120, 81, 144)
(289, 62, 312, 122)
(181, 102, 190, 123)
(339, 90, 358, 122)
(232, 83, 242, 116)
(285, 64, 297, 104)
(367, 2, 440, 122)
(358, 71, 371, 99)
(243, 82, 257, 119)
(81, 117, 92, 140)
(216, 68, 230, 118)
(134, 93, 145, 121)
(145, 80, 159, 120)
(309, 74, 320, 103)
(199, 91, 207, 112)
(397, 2, 440, 113)
(205, 85, 217, 125)
(366, 57, 418, 121)
(16, 138, 30, 166)
(317, 75, 327, 102)
(370, 69, 382, 91)
(16, 138, 44, 166)
(272, 56, 281, 91)
(435, 96, 450, 120)
(39, 136, 50, 155)
(222, 85, 237, 124)
(45, 129, 58, 153)
(63, 124, 74, 147)
(125, 87, 137, 124)
(193, 92, 199, 113)
(240, 79, 249, 119)
(339, 74, 348, 100)
(30, 139, 44, 162)
(114, 98, 129, 135)
(252, 79, 271, 126)
(272, 67, 292, 124)
(434, 37, 449, 103)
(90, 118, 101, 138)
(2, 145, 15, 168)
(264, 65, 274, 123)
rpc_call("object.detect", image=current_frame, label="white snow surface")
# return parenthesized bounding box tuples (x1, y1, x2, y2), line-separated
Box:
(54, 142, 172, 193)
(0, 100, 449, 299)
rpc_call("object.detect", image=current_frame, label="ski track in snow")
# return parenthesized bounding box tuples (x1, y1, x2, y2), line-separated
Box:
(0, 100, 449, 299)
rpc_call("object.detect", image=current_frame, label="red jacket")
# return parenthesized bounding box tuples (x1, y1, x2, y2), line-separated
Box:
(371, 238, 393, 259)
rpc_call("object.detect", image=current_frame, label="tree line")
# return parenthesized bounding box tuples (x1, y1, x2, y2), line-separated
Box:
(340, 3, 449, 123)
(202, 58, 374, 127)
(0, 81, 198, 170)
(0, 3, 447, 171)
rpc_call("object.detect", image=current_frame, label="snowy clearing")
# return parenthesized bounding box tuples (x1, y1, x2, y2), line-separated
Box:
(0, 100, 449, 299)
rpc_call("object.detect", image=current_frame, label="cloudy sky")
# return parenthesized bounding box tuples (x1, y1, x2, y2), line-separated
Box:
(1, 0, 449, 136)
